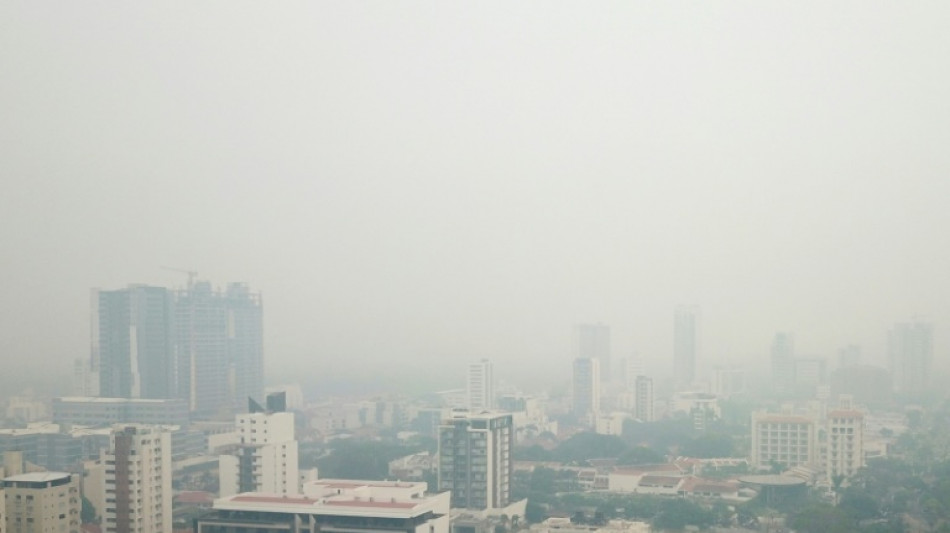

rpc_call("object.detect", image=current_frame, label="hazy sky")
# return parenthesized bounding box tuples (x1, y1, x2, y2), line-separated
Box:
(2, 2, 949, 392)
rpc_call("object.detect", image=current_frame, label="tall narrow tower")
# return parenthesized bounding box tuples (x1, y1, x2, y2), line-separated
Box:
(467, 359, 494, 410)
(575, 324, 611, 381)
(438, 411, 513, 510)
(572, 357, 601, 422)
(888, 321, 933, 395)
(102, 425, 172, 533)
(674, 306, 699, 389)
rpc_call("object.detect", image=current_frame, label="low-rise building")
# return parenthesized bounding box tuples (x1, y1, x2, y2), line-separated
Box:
(194, 479, 450, 533)
(3, 472, 81, 533)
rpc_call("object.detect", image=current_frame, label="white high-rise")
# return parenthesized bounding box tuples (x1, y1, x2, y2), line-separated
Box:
(438, 411, 513, 510)
(102, 425, 172, 533)
(219, 410, 299, 496)
(467, 359, 493, 410)
(634, 375, 654, 422)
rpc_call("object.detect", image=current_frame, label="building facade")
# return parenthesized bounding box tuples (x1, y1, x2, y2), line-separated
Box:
(888, 321, 933, 396)
(770, 332, 795, 393)
(175, 281, 264, 419)
(3, 472, 80, 533)
(827, 408, 864, 481)
(219, 410, 299, 497)
(195, 480, 449, 533)
(102, 425, 172, 533)
(52, 397, 189, 427)
(750, 412, 817, 470)
(674, 306, 699, 389)
(467, 359, 494, 411)
(634, 376, 654, 422)
(572, 358, 601, 423)
(575, 324, 611, 381)
(94, 285, 175, 400)
(438, 411, 513, 510)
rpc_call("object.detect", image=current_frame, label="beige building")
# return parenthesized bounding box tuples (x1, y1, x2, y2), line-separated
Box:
(2, 472, 80, 533)
(750, 412, 818, 470)
(827, 409, 864, 481)
(102, 425, 172, 533)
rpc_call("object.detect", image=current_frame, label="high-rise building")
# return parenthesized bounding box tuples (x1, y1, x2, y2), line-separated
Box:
(572, 358, 601, 422)
(826, 398, 864, 482)
(837, 345, 862, 369)
(770, 332, 795, 393)
(219, 402, 299, 497)
(102, 425, 172, 533)
(634, 375, 654, 422)
(888, 321, 933, 395)
(438, 411, 513, 510)
(750, 411, 817, 470)
(674, 306, 699, 389)
(175, 281, 263, 419)
(3, 472, 81, 533)
(467, 359, 494, 410)
(94, 286, 175, 399)
(575, 324, 611, 381)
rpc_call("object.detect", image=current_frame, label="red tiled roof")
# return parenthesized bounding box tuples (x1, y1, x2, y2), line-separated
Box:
(175, 491, 214, 504)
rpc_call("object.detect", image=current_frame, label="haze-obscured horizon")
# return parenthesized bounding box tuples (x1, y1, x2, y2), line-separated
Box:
(3, 2, 949, 394)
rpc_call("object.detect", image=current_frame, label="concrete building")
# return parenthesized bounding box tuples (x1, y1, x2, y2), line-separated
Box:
(0, 425, 83, 473)
(750, 412, 818, 470)
(94, 285, 175, 400)
(3, 472, 80, 533)
(711, 366, 745, 398)
(219, 410, 298, 496)
(770, 332, 795, 394)
(194, 479, 450, 533)
(572, 358, 600, 423)
(467, 359, 494, 411)
(52, 397, 189, 427)
(674, 306, 699, 389)
(633, 376, 654, 422)
(888, 321, 933, 396)
(826, 403, 864, 481)
(438, 411, 513, 510)
(102, 425, 172, 533)
(175, 281, 264, 419)
(574, 324, 611, 381)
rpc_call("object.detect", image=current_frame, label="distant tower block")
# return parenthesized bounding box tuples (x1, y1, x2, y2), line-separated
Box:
(467, 359, 494, 410)
(575, 323, 611, 381)
(674, 306, 699, 389)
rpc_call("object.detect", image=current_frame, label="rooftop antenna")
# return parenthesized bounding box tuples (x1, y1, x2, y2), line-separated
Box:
(161, 266, 198, 288)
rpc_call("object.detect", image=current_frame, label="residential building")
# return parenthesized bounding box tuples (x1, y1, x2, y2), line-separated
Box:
(575, 324, 611, 381)
(3, 472, 80, 533)
(94, 285, 175, 399)
(175, 281, 264, 419)
(467, 359, 494, 411)
(572, 358, 600, 422)
(438, 411, 513, 510)
(219, 405, 298, 496)
(770, 333, 795, 393)
(633, 376, 654, 422)
(674, 306, 699, 389)
(102, 425, 172, 533)
(888, 321, 933, 395)
(194, 480, 450, 533)
(750, 411, 817, 470)
(827, 400, 864, 481)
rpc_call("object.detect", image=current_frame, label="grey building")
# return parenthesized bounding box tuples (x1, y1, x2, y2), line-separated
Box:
(674, 306, 699, 389)
(94, 285, 175, 399)
(888, 321, 933, 396)
(175, 281, 263, 419)
(52, 397, 189, 427)
(574, 323, 610, 381)
(438, 411, 513, 510)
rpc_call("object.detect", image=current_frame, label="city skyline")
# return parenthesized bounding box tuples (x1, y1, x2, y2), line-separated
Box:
(2, 3, 949, 393)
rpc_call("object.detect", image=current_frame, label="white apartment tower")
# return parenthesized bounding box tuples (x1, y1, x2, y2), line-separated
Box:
(102, 425, 172, 533)
(219, 410, 299, 496)
(3, 473, 80, 533)
(572, 358, 601, 423)
(467, 359, 494, 410)
(634, 375, 654, 422)
(438, 411, 513, 510)
(827, 400, 864, 481)
(750, 412, 817, 470)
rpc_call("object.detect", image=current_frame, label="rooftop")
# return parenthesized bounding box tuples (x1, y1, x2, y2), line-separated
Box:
(4, 472, 72, 483)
